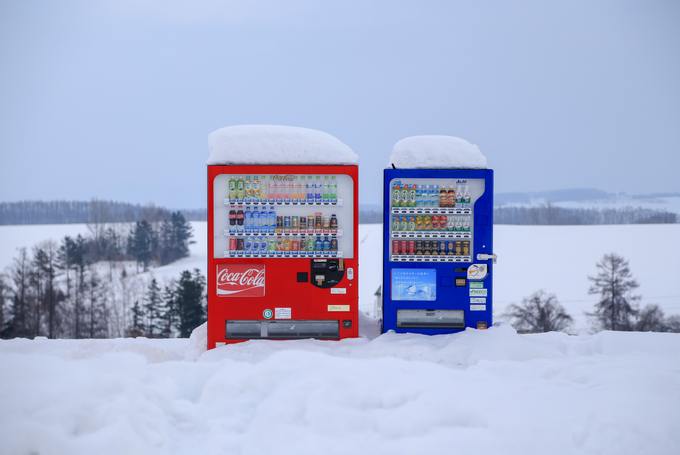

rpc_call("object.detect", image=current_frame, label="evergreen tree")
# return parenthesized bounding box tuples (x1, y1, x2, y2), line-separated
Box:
(175, 269, 206, 337)
(588, 253, 640, 331)
(128, 220, 156, 271)
(143, 278, 163, 337)
(127, 300, 146, 337)
(158, 212, 193, 265)
(160, 282, 178, 338)
(86, 270, 109, 338)
(504, 290, 573, 333)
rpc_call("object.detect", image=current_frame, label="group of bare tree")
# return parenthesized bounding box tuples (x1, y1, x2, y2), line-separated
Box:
(505, 253, 680, 333)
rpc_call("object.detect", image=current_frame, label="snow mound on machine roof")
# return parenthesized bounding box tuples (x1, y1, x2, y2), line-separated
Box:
(390, 135, 487, 169)
(208, 125, 358, 165)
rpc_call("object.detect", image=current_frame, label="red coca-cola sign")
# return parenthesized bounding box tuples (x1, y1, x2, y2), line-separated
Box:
(216, 264, 265, 297)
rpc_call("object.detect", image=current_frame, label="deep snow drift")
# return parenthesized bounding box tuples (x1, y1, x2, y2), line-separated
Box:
(1, 326, 679, 455)
(208, 125, 358, 165)
(390, 135, 487, 169)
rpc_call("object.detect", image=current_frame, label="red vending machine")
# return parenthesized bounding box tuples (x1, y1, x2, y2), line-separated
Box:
(207, 126, 359, 348)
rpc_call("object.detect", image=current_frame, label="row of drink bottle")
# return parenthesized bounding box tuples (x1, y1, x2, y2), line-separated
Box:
(228, 175, 338, 204)
(392, 239, 471, 256)
(228, 209, 339, 234)
(392, 215, 471, 232)
(229, 235, 339, 253)
(391, 181, 471, 208)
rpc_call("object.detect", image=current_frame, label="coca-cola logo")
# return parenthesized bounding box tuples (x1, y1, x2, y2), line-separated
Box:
(216, 264, 265, 297)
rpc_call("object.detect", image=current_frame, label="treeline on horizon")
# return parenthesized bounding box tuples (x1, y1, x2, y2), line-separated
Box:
(0, 199, 677, 226)
(0, 200, 206, 225)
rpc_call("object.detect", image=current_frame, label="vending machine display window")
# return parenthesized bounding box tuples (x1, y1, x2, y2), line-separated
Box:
(388, 177, 485, 262)
(213, 174, 355, 260)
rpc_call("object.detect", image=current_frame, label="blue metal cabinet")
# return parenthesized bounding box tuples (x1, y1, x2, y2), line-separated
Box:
(381, 168, 495, 334)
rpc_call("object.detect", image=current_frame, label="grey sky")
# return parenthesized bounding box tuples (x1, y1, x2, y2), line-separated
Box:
(1, 0, 678, 208)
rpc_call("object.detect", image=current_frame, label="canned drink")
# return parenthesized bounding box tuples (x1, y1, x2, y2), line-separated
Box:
(315, 212, 323, 230)
(244, 238, 252, 252)
(408, 240, 415, 255)
(308, 215, 315, 232)
(284, 216, 291, 230)
(463, 240, 470, 256)
(447, 240, 455, 255)
(291, 216, 299, 232)
(237, 238, 244, 251)
(291, 239, 300, 251)
(229, 237, 237, 251)
(300, 216, 307, 231)
(392, 240, 400, 255)
(439, 240, 446, 255)
(276, 216, 283, 233)
(260, 238, 267, 252)
(415, 240, 422, 255)
(455, 241, 462, 256)
(400, 240, 407, 255)
(330, 237, 338, 251)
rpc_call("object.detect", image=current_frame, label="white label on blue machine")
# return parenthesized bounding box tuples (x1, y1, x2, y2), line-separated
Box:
(470, 288, 488, 297)
(470, 305, 486, 311)
(470, 297, 486, 304)
(467, 264, 488, 280)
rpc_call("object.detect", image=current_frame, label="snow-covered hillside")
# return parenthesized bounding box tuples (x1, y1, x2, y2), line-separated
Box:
(2, 222, 678, 332)
(1, 326, 679, 454)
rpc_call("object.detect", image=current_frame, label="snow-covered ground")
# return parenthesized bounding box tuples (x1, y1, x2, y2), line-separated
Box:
(2, 223, 680, 453)
(1, 326, 679, 454)
(1, 222, 679, 331)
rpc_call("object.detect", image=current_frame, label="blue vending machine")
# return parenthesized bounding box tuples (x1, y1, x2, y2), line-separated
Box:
(381, 168, 495, 334)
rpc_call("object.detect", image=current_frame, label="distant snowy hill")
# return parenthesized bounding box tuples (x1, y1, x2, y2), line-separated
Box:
(496, 188, 680, 214)
(1, 326, 679, 454)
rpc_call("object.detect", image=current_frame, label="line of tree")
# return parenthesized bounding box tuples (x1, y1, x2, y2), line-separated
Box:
(495, 204, 677, 225)
(0, 212, 196, 339)
(504, 253, 680, 333)
(0, 199, 205, 225)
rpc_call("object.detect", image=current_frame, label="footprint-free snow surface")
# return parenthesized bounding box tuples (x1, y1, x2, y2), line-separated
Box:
(2, 324, 679, 455)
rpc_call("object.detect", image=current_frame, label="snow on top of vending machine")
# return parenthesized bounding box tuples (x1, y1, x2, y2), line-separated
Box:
(390, 135, 487, 169)
(208, 125, 358, 165)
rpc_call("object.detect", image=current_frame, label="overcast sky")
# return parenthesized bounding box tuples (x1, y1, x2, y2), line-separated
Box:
(1, 0, 678, 208)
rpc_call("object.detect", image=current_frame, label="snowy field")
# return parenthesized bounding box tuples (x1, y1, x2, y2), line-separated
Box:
(2, 222, 679, 331)
(2, 222, 680, 454)
(1, 326, 679, 454)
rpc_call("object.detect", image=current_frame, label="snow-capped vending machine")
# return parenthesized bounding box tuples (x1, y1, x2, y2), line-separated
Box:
(381, 136, 495, 334)
(207, 125, 359, 348)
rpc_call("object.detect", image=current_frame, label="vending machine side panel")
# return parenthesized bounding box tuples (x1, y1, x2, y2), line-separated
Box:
(381, 168, 494, 335)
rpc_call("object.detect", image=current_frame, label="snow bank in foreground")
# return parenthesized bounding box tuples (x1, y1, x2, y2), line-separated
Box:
(390, 135, 487, 169)
(208, 125, 358, 165)
(2, 327, 679, 455)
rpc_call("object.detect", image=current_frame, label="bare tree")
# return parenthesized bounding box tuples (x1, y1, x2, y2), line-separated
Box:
(635, 304, 666, 332)
(588, 253, 639, 331)
(504, 290, 573, 333)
